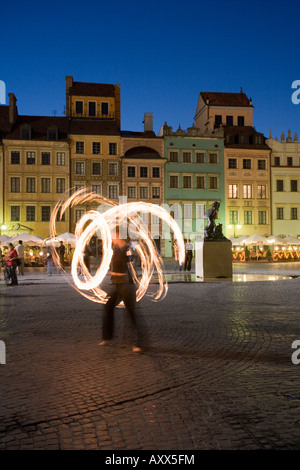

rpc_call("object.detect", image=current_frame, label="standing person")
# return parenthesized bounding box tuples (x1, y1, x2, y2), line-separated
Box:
(46, 252, 53, 276)
(7, 243, 18, 286)
(173, 240, 182, 272)
(57, 241, 65, 273)
(98, 232, 142, 353)
(184, 239, 193, 272)
(15, 240, 25, 275)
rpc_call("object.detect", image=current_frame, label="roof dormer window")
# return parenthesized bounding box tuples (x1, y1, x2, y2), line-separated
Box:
(47, 126, 58, 140)
(20, 124, 31, 140)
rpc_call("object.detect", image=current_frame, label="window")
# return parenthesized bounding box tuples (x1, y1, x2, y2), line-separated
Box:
(277, 207, 284, 220)
(215, 115, 222, 126)
(196, 152, 205, 163)
(26, 178, 36, 193)
(41, 206, 51, 222)
(11, 206, 20, 221)
(254, 135, 262, 144)
(108, 163, 118, 176)
(92, 162, 101, 175)
(47, 127, 57, 140)
(244, 211, 252, 225)
(243, 184, 252, 199)
(128, 166, 136, 177)
(258, 211, 267, 225)
(196, 176, 205, 189)
(57, 152, 66, 166)
(75, 101, 83, 114)
(291, 180, 298, 192)
(41, 152, 50, 165)
(108, 185, 118, 200)
(11, 151, 20, 164)
(291, 208, 298, 220)
(92, 142, 101, 154)
(209, 176, 218, 189)
(229, 210, 238, 224)
(196, 204, 205, 219)
(41, 178, 51, 193)
(287, 157, 293, 166)
(184, 204, 192, 219)
(183, 175, 192, 189)
(56, 207, 65, 222)
(226, 116, 233, 126)
(152, 167, 160, 178)
(274, 156, 280, 166)
(140, 167, 148, 178)
(26, 206, 35, 222)
(228, 158, 237, 169)
(128, 187, 136, 199)
(88, 101, 96, 117)
(56, 178, 65, 193)
(20, 127, 31, 140)
(10, 177, 20, 193)
(26, 151, 36, 165)
(238, 116, 245, 126)
(277, 180, 284, 191)
(101, 102, 109, 115)
(92, 185, 102, 195)
(258, 160, 266, 170)
(258, 185, 266, 199)
(243, 159, 251, 169)
(209, 153, 218, 164)
(169, 175, 179, 188)
(76, 141, 84, 154)
(140, 187, 148, 199)
(229, 184, 238, 199)
(76, 209, 85, 221)
(152, 187, 160, 199)
(75, 184, 85, 192)
(75, 161, 85, 175)
(183, 152, 191, 163)
(170, 151, 179, 162)
(109, 143, 117, 155)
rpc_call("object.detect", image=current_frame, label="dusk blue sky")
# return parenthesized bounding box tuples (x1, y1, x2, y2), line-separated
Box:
(1, 0, 299, 139)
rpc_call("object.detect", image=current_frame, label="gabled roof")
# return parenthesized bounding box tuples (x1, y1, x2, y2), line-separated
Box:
(200, 91, 253, 107)
(3, 115, 69, 141)
(69, 82, 117, 98)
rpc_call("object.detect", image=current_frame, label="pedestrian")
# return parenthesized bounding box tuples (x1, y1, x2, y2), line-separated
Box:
(46, 252, 53, 276)
(173, 240, 182, 272)
(15, 240, 25, 275)
(57, 241, 65, 273)
(98, 231, 143, 353)
(184, 239, 193, 271)
(7, 243, 18, 286)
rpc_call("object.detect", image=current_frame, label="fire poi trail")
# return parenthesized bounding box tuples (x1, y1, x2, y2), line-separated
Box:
(49, 188, 185, 305)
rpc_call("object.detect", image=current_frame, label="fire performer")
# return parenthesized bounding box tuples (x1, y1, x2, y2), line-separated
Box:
(98, 229, 143, 353)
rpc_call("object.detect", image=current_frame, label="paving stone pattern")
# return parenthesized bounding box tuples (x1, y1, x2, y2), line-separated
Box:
(1, 262, 300, 450)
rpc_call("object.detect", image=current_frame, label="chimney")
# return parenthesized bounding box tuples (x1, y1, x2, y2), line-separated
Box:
(144, 112, 153, 132)
(66, 76, 73, 117)
(8, 93, 18, 125)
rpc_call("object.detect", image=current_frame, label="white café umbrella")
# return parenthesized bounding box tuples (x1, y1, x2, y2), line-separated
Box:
(56, 232, 77, 245)
(267, 235, 287, 245)
(244, 234, 268, 260)
(230, 235, 248, 245)
(10, 232, 44, 246)
(283, 236, 300, 245)
(0, 235, 12, 245)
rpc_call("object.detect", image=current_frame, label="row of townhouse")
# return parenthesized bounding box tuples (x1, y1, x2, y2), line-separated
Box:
(0, 77, 299, 257)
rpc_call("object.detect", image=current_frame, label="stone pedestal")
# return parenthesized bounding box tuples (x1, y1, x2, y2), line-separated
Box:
(195, 240, 232, 281)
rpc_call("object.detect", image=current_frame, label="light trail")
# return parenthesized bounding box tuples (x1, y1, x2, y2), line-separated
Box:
(49, 189, 185, 305)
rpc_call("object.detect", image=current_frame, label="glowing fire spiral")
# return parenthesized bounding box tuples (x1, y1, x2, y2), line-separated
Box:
(49, 188, 185, 304)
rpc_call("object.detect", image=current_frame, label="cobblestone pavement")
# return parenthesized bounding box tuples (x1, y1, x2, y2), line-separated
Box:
(1, 261, 300, 450)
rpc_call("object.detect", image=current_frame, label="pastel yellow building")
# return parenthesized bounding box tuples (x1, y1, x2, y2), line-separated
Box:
(2, 93, 70, 239)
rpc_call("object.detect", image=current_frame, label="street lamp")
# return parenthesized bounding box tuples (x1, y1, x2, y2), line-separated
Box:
(228, 223, 242, 238)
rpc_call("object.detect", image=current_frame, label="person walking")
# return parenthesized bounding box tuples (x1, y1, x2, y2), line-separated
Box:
(184, 239, 193, 272)
(46, 252, 53, 276)
(57, 241, 65, 273)
(7, 243, 18, 286)
(15, 240, 25, 275)
(98, 231, 143, 353)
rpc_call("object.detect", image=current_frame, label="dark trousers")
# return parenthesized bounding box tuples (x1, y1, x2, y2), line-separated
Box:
(103, 283, 141, 347)
(184, 251, 193, 271)
(9, 265, 18, 285)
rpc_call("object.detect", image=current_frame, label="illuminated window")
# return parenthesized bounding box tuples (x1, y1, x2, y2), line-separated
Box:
(229, 184, 238, 199)
(243, 184, 252, 199)
(258, 185, 266, 199)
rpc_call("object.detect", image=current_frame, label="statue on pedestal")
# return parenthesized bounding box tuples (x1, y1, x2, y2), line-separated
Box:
(204, 201, 228, 241)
